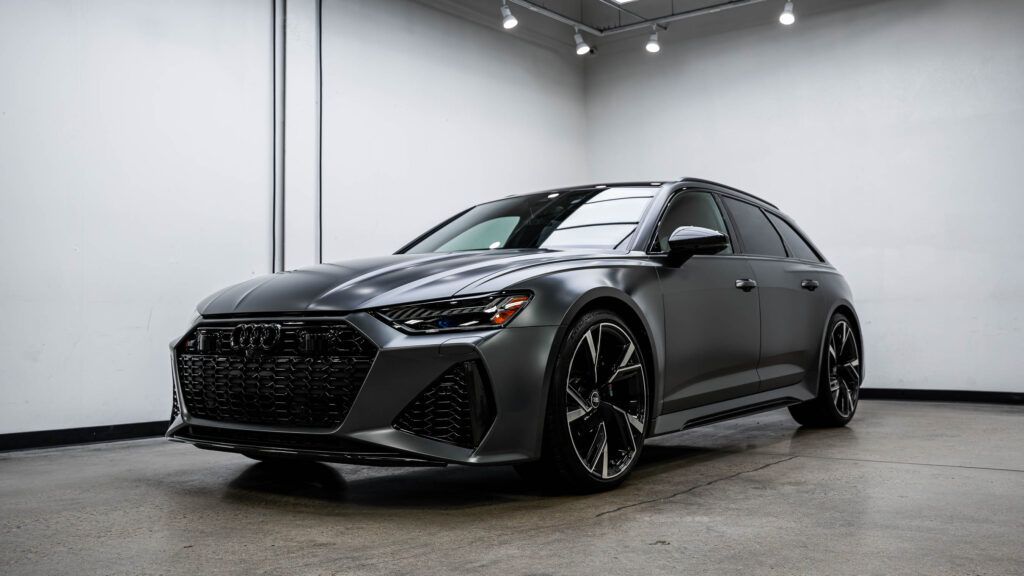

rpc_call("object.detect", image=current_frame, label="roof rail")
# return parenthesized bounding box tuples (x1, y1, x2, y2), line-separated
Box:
(677, 177, 779, 209)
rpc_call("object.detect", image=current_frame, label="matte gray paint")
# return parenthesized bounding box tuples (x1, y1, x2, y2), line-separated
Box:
(170, 179, 859, 465)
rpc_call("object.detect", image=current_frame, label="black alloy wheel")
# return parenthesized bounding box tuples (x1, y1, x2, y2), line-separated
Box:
(789, 313, 861, 427)
(516, 310, 649, 492)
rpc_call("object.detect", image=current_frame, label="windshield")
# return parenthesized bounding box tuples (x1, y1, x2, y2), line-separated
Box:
(403, 187, 656, 254)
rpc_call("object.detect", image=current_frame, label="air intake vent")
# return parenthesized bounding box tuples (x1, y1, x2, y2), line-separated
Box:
(393, 360, 495, 449)
(170, 385, 180, 424)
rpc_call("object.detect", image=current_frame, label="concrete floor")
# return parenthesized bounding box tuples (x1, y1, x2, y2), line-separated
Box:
(2, 400, 1023, 576)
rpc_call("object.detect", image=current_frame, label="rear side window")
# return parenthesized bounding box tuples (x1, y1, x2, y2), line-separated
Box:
(721, 197, 786, 257)
(766, 212, 821, 262)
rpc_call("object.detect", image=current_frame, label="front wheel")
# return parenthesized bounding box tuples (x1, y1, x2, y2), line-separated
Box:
(789, 313, 862, 427)
(516, 310, 649, 492)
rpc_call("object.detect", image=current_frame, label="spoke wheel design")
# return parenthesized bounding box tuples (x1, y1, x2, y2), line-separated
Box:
(565, 322, 647, 480)
(827, 320, 861, 418)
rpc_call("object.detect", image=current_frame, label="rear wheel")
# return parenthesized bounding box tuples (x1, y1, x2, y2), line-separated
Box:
(516, 310, 649, 492)
(789, 313, 862, 427)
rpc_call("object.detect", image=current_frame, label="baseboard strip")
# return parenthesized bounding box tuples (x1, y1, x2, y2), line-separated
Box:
(861, 388, 1023, 405)
(0, 421, 167, 452)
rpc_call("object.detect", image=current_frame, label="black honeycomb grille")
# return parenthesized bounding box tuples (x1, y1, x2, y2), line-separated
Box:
(175, 321, 376, 428)
(393, 361, 494, 449)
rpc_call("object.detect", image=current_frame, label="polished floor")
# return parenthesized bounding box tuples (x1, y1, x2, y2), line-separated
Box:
(2, 400, 1023, 575)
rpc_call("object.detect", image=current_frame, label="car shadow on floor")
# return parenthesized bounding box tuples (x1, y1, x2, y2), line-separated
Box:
(222, 425, 820, 509)
(227, 459, 538, 508)
(228, 460, 350, 501)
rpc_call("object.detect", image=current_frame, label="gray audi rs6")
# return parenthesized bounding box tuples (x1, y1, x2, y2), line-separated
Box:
(168, 178, 862, 491)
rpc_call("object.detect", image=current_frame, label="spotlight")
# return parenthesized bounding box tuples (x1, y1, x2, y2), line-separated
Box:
(574, 29, 591, 55)
(645, 27, 660, 53)
(500, 1, 518, 30)
(779, 1, 795, 25)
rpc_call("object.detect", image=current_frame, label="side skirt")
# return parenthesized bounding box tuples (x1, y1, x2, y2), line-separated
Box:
(652, 382, 813, 436)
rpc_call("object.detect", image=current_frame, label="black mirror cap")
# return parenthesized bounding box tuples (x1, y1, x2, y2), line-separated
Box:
(667, 226, 730, 256)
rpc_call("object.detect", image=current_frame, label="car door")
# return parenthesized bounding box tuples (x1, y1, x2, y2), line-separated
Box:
(719, 197, 827, 392)
(652, 190, 762, 414)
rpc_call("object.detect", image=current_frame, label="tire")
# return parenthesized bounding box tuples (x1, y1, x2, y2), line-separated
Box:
(515, 310, 650, 493)
(789, 312, 862, 428)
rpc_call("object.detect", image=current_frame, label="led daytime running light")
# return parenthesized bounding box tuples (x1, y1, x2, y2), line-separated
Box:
(375, 293, 532, 333)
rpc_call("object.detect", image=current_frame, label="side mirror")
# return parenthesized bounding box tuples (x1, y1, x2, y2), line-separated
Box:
(667, 226, 729, 256)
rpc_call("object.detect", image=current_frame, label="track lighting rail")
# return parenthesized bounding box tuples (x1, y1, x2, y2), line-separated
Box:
(505, 0, 768, 37)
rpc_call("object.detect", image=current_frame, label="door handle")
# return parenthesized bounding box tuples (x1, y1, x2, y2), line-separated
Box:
(801, 279, 820, 291)
(735, 278, 758, 292)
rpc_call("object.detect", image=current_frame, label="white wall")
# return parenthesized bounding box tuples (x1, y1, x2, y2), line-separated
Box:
(585, 0, 1024, 391)
(320, 0, 589, 260)
(3, 0, 1018, 437)
(0, 0, 273, 433)
(0, 0, 590, 435)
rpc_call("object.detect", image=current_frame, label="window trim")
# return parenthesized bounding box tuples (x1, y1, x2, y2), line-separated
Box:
(645, 188, 736, 255)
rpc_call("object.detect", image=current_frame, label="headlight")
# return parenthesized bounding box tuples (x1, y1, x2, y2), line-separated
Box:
(373, 292, 532, 334)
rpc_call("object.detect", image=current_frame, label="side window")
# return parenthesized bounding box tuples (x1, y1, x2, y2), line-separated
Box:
(766, 212, 822, 262)
(721, 197, 787, 258)
(653, 191, 732, 253)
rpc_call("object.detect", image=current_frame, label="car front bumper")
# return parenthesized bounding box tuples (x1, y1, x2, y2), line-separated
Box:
(166, 312, 558, 466)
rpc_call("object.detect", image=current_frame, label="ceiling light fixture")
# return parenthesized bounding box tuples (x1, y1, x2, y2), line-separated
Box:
(500, 0, 518, 30)
(645, 26, 661, 53)
(574, 28, 591, 55)
(779, 1, 796, 25)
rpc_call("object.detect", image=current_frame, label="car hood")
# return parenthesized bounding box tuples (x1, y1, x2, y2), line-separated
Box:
(197, 249, 601, 315)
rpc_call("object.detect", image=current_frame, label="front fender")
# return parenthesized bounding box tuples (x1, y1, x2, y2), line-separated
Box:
(500, 264, 667, 439)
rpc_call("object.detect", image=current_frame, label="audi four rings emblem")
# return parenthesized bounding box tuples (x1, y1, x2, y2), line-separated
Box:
(231, 323, 281, 351)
